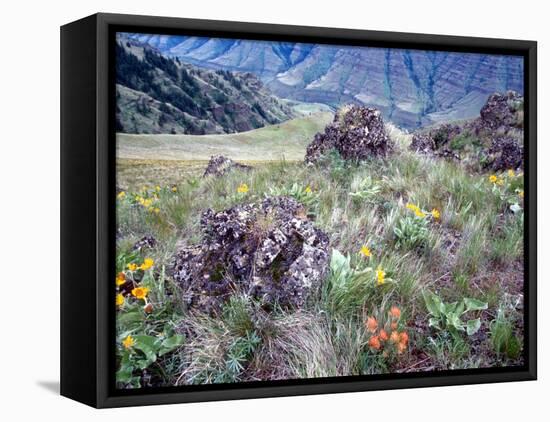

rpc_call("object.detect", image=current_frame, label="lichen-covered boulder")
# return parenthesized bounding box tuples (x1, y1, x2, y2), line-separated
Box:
(429, 123, 462, 148)
(305, 105, 391, 163)
(410, 133, 435, 154)
(203, 155, 252, 177)
(483, 137, 524, 172)
(172, 196, 330, 313)
(480, 91, 524, 131)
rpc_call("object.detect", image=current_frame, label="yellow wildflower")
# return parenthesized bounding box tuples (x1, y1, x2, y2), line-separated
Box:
(406, 203, 419, 212)
(414, 209, 426, 218)
(142, 198, 153, 208)
(237, 183, 249, 194)
(518, 190, 524, 198)
(116, 272, 126, 286)
(127, 263, 138, 271)
(508, 169, 515, 178)
(131, 286, 149, 300)
(376, 266, 386, 285)
(305, 185, 312, 194)
(360, 245, 372, 258)
(122, 335, 135, 349)
(139, 258, 154, 271)
(152, 207, 160, 214)
(171, 186, 177, 192)
(431, 208, 441, 220)
(489, 175, 498, 183)
(155, 185, 161, 192)
(117, 191, 126, 200)
(116, 293, 125, 307)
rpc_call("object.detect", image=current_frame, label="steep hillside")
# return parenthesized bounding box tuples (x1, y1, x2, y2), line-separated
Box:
(129, 33, 524, 129)
(115, 39, 295, 135)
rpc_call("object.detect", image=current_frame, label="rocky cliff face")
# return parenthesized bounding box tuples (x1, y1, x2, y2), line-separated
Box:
(128, 33, 524, 129)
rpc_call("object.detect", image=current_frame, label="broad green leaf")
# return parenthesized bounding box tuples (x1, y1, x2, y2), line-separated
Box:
(133, 335, 158, 365)
(455, 301, 465, 315)
(117, 308, 143, 330)
(466, 318, 481, 335)
(116, 363, 134, 383)
(464, 298, 488, 312)
(445, 301, 459, 314)
(330, 249, 348, 271)
(159, 335, 185, 356)
(447, 313, 464, 331)
(423, 291, 442, 317)
(428, 317, 441, 329)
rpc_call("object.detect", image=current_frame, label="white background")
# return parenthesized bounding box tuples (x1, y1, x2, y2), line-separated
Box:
(1, 0, 545, 420)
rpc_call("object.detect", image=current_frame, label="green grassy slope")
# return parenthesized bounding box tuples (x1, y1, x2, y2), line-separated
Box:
(116, 112, 333, 162)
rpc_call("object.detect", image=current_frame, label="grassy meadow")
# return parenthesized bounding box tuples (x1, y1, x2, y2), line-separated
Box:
(115, 120, 525, 388)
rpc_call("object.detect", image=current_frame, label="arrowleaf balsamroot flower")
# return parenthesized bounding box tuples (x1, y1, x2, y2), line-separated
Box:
(139, 258, 154, 271)
(360, 245, 372, 257)
(431, 208, 441, 220)
(116, 272, 126, 286)
(127, 263, 138, 271)
(131, 287, 149, 300)
(305, 185, 312, 194)
(376, 266, 386, 285)
(116, 293, 125, 307)
(122, 335, 135, 349)
(406, 203, 426, 218)
(414, 208, 426, 218)
(117, 191, 126, 199)
(237, 183, 249, 194)
(508, 169, 515, 178)
(365, 316, 378, 333)
(489, 175, 498, 183)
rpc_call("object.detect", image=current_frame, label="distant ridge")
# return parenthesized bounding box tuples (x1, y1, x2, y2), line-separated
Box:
(127, 33, 524, 129)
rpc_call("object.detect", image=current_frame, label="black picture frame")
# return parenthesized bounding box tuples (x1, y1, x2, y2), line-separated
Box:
(61, 12, 537, 408)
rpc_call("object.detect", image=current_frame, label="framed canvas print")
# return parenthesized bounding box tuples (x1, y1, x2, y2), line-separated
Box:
(60, 13, 537, 408)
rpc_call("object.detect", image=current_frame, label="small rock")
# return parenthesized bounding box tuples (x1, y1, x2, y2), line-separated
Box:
(133, 235, 157, 251)
(203, 155, 252, 178)
(410, 133, 435, 154)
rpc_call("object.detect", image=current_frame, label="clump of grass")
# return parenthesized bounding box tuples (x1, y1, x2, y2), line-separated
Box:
(490, 296, 523, 361)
